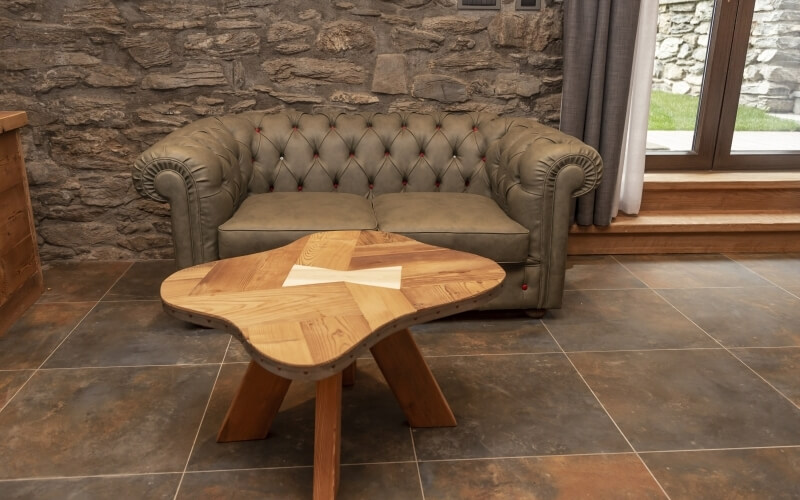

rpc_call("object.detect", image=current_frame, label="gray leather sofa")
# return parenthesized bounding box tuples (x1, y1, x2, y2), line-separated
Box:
(132, 111, 602, 315)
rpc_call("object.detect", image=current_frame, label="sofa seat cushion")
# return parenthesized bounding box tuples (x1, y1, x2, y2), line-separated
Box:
(218, 192, 378, 258)
(373, 193, 529, 264)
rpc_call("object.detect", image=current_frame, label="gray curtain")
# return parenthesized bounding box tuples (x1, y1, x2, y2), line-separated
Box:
(561, 0, 641, 226)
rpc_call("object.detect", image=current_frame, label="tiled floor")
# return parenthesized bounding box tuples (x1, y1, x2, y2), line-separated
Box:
(1, 253, 799, 499)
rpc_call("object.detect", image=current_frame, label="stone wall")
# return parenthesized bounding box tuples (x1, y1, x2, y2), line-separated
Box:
(653, 0, 800, 113)
(0, 0, 564, 261)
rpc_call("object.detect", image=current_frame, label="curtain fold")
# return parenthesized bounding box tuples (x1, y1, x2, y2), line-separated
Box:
(614, 1, 660, 217)
(560, 0, 641, 226)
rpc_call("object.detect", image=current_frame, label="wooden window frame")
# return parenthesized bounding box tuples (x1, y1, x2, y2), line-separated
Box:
(646, 0, 800, 172)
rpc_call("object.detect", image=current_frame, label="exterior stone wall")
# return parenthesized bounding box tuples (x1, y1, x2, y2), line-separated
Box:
(0, 0, 564, 261)
(653, 0, 800, 113)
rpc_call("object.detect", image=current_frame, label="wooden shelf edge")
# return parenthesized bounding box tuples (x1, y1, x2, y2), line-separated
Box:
(567, 231, 800, 255)
(0, 112, 28, 134)
(644, 171, 800, 190)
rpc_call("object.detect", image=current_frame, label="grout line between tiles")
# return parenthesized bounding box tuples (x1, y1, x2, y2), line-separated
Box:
(540, 319, 672, 500)
(409, 427, 426, 500)
(637, 444, 800, 455)
(173, 336, 231, 500)
(0, 471, 184, 483)
(416, 451, 639, 464)
(35, 362, 227, 371)
(612, 256, 800, 412)
(0, 262, 135, 417)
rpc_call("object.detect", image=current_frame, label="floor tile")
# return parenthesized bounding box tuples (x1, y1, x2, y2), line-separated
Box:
(0, 302, 94, 369)
(224, 338, 250, 363)
(732, 347, 800, 406)
(410, 314, 559, 356)
(43, 301, 230, 368)
(614, 254, 770, 288)
(420, 454, 665, 500)
(565, 255, 646, 290)
(727, 253, 800, 289)
(543, 290, 716, 352)
(642, 448, 800, 500)
(103, 260, 177, 301)
(39, 261, 131, 303)
(659, 287, 800, 347)
(0, 474, 181, 499)
(0, 371, 32, 408)
(570, 350, 800, 451)
(339, 463, 423, 499)
(0, 365, 218, 479)
(187, 360, 414, 471)
(180, 463, 422, 500)
(411, 354, 629, 461)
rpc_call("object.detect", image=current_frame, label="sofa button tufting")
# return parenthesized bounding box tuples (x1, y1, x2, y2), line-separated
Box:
(465, 180, 470, 187)
(269, 185, 274, 192)
(313, 153, 319, 158)
(349, 152, 355, 158)
(521, 284, 528, 290)
(279, 155, 284, 160)
(419, 152, 425, 157)
(435, 181, 440, 187)
(482, 156, 486, 162)
(385, 151, 390, 156)
(255, 127, 261, 133)
(472, 126, 478, 132)
(333, 182, 339, 189)
(369, 183, 374, 189)
(297, 185, 303, 191)
(402, 180, 408, 186)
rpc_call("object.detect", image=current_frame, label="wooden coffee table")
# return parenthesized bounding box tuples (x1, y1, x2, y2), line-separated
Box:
(161, 231, 505, 499)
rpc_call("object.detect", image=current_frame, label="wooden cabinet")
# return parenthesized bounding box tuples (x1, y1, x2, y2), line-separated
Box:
(0, 111, 43, 335)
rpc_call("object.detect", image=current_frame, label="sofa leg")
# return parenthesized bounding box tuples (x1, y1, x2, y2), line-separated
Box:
(525, 309, 546, 319)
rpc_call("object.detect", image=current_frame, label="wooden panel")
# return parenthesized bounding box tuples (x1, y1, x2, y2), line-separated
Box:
(0, 112, 28, 133)
(571, 214, 800, 234)
(641, 189, 800, 213)
(568, 231, 800, 255)
(0, 271, 43, 335)
(0, 134, 24, 194)
(0, 112, 43, 336)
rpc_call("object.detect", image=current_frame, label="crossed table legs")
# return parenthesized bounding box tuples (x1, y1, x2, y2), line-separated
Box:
(216, 328, 456, 500)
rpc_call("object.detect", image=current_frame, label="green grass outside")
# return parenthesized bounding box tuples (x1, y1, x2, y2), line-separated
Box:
(648, 90, 800, 131)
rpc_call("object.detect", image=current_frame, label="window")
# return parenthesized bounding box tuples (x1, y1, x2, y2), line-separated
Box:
(647, 0, 800, 171)
(458, 0, 500, 10)
(515, 0, 542, 11)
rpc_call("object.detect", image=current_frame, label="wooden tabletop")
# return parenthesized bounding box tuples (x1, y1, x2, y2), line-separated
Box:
(161, 231, 505, 379)
(0, 112, 28, 134)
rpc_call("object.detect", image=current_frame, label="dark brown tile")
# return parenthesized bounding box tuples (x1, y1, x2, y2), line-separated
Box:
(410, 315, 559, 356)
(0, 365, 217, 478)
(543, 290, 716, 352)
(0, 474, 181, 499)
(411, 354, 629, 461)
(43, 301, 230, 368)
(0, 370, 32, 408)
(224, 339, 250, 363)
(570, 350, 800, 451)
(642, 448, 800, 500)
(40, 261, 131, 303)
(659, 287, 800, 347)
(187, 360, 414, 471)
(0, 302, 94, 369)
(339, 463, 423, 499)
(178, 468, 313, 499)
(728, 253, 800, 289)
(614, 254, 770, 288)
(179, 463, 423, 500)
(733, 347, 800, 406)
(420, 454, 665, 500)
(565, 255, 646, 290)
(103, 260, 177, 301)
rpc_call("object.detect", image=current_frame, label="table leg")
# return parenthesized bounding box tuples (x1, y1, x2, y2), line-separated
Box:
(217, 360, 292, 443)
(370, 328, 457, 428)
(314, 371, 342, 500)
(342, 360, 356, 387)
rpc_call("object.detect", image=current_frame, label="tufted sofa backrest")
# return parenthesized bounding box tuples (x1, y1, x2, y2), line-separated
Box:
(216, 111, 526, 199)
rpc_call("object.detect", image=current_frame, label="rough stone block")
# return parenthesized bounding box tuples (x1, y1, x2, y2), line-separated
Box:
(141, 62, 228, 90)
(316, 20, 376, 53)
(371, 54, 409, 94)
(412, 74, 468, 102)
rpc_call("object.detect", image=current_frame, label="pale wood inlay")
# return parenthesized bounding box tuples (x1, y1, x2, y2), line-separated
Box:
(161, 231, 505, 380)
(282, 264, 402, 289)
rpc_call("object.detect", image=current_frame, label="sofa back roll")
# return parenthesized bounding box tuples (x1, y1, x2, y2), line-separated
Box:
(217, 111, 523, 198)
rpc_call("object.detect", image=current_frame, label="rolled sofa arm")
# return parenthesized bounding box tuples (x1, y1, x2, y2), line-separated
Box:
(486, 120, 603, 308)
(132, 117, 247, 269)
